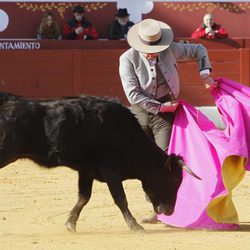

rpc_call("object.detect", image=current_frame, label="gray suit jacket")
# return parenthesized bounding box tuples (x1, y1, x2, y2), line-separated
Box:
(119, 42, 212, 114)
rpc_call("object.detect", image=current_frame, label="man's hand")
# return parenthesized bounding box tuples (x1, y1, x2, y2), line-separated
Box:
(160, 101, 179, 113)
(205, 27, 215, 35)
(75, 27, 84, 35)
(205, 27, 211, 34)
(201, 73, 217, 89)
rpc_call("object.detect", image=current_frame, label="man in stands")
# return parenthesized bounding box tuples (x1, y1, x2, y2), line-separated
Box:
(63, 5, 98, 40)
(191, 13, 228, 39)
(108, 8, 134, 40)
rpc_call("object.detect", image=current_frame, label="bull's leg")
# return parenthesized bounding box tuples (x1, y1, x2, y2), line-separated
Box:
(65, 172, 93, 233)
(106, 180, 144, 231)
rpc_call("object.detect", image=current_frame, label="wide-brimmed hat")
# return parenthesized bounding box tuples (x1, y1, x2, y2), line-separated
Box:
(116, 8, 129, 18)
(127, 19, 174, 53)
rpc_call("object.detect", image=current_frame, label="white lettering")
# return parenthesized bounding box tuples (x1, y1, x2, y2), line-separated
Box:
(13, 42, 22, 49)
(35, 42, 40, 49)
(0, 42, 5, 49)
(8, 42, 14, 49)
(0, 41, 41, 50)
(22, 42, 28, 49)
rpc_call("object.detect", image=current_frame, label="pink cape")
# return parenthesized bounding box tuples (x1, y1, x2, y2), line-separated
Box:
(158, 78, 249, 229)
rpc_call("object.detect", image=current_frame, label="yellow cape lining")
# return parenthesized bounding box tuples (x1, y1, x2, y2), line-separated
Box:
(206, 155, 247, 224)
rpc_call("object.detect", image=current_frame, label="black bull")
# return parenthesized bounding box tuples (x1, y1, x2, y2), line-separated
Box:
(0, 93, 187, 232)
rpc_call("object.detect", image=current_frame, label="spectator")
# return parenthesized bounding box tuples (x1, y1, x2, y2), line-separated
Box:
(108, 8, 134, 40)
(63, 5, 98, 40)
(191, 13, 228, 39)
(36, 12, 62, 40)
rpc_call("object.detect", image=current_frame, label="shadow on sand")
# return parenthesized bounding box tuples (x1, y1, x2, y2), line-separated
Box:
(145, 222, 250, 234)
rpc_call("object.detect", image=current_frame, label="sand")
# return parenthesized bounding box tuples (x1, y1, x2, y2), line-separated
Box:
(0, 159, 249, 250)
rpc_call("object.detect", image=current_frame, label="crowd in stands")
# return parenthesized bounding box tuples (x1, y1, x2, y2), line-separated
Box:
(36, 5, 228, 41)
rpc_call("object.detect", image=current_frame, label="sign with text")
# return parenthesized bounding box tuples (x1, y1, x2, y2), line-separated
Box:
(0, 41, 41, 50)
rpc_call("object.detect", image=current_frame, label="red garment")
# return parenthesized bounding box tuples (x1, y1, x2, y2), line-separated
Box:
(63, 18, 98, 40)
(191, 24, 228, 39)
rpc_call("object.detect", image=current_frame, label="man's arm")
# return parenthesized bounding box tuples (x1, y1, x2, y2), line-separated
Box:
(191, 27, 206, 39)
(63, 23, 77, 40)
(108, 23, 121, 40)
(215, 26, 228, 39)
(171, 42, 211, 70)
(84, 24, 99, 40)
(171, 42, 217, 88)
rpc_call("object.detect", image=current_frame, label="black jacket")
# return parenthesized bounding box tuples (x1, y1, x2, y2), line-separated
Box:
(108, 20, 134, 40)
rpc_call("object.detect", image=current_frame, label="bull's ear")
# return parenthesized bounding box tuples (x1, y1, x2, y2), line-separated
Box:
(164, 154, 178, 170)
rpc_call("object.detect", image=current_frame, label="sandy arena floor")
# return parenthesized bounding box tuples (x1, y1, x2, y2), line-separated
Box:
(0, 159, 249, 250)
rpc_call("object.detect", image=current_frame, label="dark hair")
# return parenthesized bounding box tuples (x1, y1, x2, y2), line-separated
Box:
(73, 5, 84, 14)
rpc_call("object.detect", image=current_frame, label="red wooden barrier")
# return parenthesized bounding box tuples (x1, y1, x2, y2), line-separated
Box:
(0, 40, 249, 106)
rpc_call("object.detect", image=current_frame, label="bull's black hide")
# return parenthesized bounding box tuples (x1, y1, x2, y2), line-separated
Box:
(0, 93, 183, 232)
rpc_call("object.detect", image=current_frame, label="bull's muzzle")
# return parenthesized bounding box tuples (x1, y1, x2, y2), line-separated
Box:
(177, 160, 202, 180)
(157, 204, 174, 215)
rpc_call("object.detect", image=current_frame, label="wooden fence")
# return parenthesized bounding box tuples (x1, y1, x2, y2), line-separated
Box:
(0, 39, 249, 106)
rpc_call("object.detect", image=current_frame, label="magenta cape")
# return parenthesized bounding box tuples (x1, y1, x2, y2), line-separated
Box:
(158, 78, 249, 229)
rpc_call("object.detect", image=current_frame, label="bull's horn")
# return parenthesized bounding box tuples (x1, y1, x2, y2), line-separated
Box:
(177, 160, 202, 180)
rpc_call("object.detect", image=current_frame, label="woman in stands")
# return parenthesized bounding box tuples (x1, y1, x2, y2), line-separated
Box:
(37, 12, 62, 40)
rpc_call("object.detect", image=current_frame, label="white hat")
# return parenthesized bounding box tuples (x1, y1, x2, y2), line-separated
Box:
(127, 19, 174, 53)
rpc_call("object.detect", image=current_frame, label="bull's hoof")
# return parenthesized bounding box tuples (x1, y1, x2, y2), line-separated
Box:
(65, 221, 77, 233)
(141, 213, 159, 224)
(131, 223, 144, 232)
